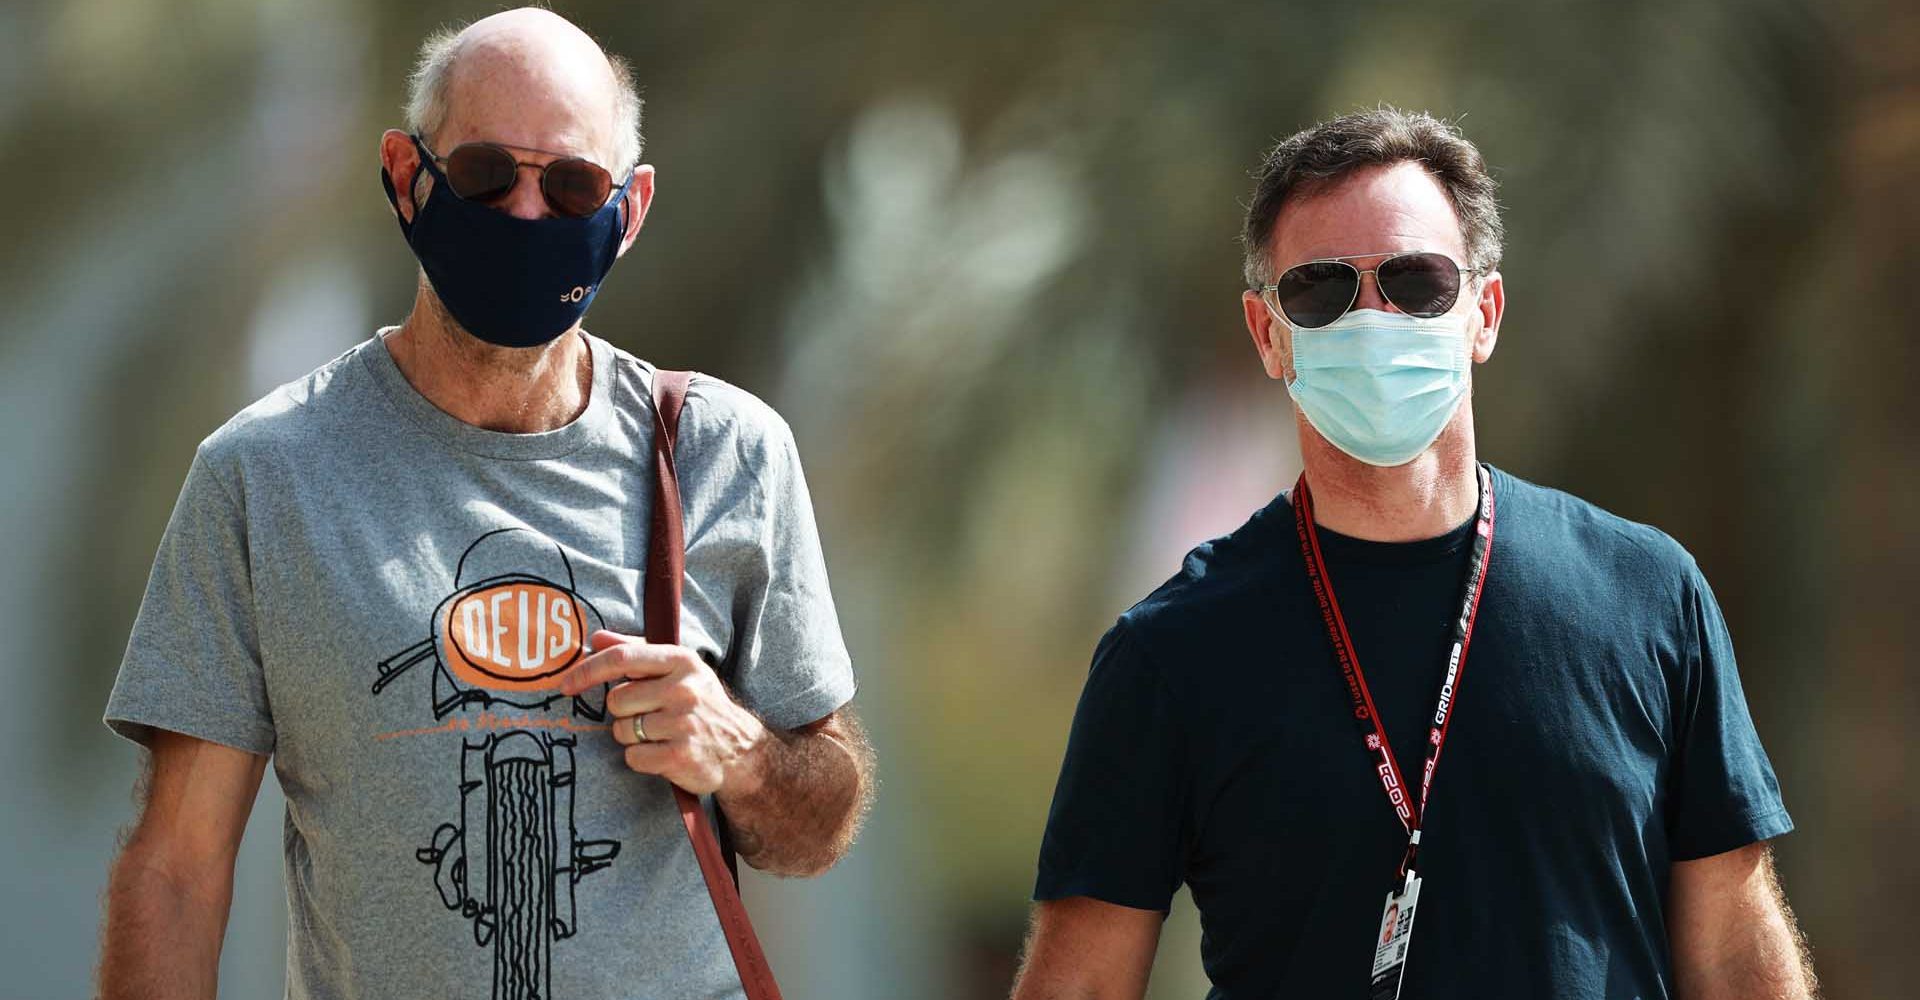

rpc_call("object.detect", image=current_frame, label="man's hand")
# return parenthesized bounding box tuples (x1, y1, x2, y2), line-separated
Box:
(98, 729, 266, 999)
(559, 629, 873, 876)
(560, 630, 768, 795)
(1010, 896, 1164, 1000)
(1670, 842, 1819, 1000)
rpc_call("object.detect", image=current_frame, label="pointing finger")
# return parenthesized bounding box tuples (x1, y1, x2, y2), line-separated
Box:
(558, 640, 678, 694)
(588, 629, 646, 652)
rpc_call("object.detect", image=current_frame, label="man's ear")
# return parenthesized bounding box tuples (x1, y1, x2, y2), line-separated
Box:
(615, 165, 656, 257)
(1471, 269, 1503, 364)
(1243, 289, 1293, 382)
(379, 129, 424, 225)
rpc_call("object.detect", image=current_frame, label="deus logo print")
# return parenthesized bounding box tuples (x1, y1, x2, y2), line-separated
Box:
(371, 527, 624, 1000)
(442, 579, 588, 692)
(374, 526, 610, 713)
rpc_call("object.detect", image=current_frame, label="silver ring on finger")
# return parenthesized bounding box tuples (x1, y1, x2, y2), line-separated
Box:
(630, 714, 648, 743)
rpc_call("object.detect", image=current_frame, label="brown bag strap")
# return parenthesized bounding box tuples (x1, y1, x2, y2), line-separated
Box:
(647, 368, 785, 1000)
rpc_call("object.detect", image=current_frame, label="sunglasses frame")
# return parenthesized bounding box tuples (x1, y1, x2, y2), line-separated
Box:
(414, 134, 624, 219)
(1258, 250, 1488, 330)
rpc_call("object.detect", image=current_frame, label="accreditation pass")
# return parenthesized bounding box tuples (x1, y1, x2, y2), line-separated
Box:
(1369, 871, 1422, 1000)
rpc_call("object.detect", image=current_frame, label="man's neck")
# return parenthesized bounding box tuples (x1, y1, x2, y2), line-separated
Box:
(385, 283, 593, 434)
(1297, 405, 1480, 543)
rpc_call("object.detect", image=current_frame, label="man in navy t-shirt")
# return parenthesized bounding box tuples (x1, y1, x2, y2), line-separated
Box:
(1011, 108, 1817, 1000)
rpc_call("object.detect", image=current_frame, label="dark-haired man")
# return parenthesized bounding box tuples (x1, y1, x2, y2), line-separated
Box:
(1013, 108, 1816, 1000)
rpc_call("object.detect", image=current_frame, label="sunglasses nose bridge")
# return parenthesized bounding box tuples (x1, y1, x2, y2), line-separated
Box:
(497, 162, 557, 220)
(1350, 267, 1396, 313)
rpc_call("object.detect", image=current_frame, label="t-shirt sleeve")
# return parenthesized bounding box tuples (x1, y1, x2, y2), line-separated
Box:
(1034, 621, 1189, 912)
(104, 450, 275, 756)
(1665, 561, 1792, 860)
(690, 406, 856, 731)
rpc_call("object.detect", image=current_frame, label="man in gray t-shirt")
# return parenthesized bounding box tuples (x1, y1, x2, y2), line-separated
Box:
(97, 10, 871, 1000)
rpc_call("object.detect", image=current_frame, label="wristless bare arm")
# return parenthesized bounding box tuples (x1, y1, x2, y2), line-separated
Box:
(714, 707, 873, 877)
(1670, 842, 1820, 1000)
(97, 729, 264, 1000)
(1010, 896, 1163, 1000)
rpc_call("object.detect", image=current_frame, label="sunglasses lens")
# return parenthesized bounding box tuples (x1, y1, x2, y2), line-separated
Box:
(544, 159, 613, 218)
(1377, 253, 1462, 317)
(443, 144, 518, 201)
(1276, 261, 1359, 329)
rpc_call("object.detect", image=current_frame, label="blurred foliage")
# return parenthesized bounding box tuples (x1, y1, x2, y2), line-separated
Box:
(2, 0, 1916, 997)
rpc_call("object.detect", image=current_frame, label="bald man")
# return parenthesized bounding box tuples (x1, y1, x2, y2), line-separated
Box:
(98, 10, 871, 999)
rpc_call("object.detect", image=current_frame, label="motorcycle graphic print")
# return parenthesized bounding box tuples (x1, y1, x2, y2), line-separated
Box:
(372, 526, 624, 1000)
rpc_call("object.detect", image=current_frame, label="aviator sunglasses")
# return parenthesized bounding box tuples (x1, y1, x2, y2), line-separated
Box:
(1259, 251, 1486, 329)
(415, 134, 621, 219)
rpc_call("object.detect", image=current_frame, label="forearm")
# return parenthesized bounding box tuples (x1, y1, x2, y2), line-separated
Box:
(1675, 915, 1816, 1000)
(1672, 846, 1820, 1000)
(98, 849, 234, 1000)
(1010, 897, 1159, 1000)
(716, 718, 871, 877)
(1013, 947, 1125, 1000)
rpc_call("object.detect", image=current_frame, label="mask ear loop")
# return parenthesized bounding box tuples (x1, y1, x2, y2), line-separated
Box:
(606, 171, 637, 250)
(381, 135, 449, 239)
(379, 165, 410, 238)
(1259, 287, 1300, 385)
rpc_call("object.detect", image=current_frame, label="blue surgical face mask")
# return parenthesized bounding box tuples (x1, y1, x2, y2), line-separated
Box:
(1282, 308, 1473, 467)
(382, 135, 630, 349)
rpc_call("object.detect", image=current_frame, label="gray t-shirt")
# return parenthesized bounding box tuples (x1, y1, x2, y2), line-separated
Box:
(105, 329, 856, 1000)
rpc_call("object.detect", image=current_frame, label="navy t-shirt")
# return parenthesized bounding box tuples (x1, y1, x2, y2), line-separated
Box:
(1035, 465, 1791, 999)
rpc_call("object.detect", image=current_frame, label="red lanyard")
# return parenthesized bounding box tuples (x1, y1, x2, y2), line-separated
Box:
(1292, 464, 1495, 880)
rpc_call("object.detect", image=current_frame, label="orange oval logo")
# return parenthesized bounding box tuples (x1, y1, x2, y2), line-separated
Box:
(439, 581, 587, 691)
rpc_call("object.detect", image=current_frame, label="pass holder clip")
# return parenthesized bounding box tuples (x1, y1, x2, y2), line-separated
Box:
(1369, 867, 1422, 1000)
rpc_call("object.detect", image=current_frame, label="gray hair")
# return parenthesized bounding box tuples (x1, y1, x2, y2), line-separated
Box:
(404, 23, 645, 175)
(1240, 106, 1502, 289)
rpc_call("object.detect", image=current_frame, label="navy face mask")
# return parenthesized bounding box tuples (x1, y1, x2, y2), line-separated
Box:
(382, 134, 630, 349)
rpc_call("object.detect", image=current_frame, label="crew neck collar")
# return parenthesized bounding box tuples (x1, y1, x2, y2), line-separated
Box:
(1311, 508, 1479, 566)
(360, 326, 614, 461)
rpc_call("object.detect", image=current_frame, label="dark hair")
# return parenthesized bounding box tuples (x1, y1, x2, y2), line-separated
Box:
(1240, 106, 1502, 288)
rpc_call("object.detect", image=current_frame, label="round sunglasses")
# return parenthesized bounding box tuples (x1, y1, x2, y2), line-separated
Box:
(416, 134, 620, 219)
(1259, 251, 1486, 329)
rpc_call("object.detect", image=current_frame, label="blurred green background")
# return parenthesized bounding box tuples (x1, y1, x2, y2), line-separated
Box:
(2, 0, 1915, 997)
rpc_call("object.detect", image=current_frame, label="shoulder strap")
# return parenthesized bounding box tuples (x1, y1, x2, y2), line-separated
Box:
(647, 369, 785, 1000)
